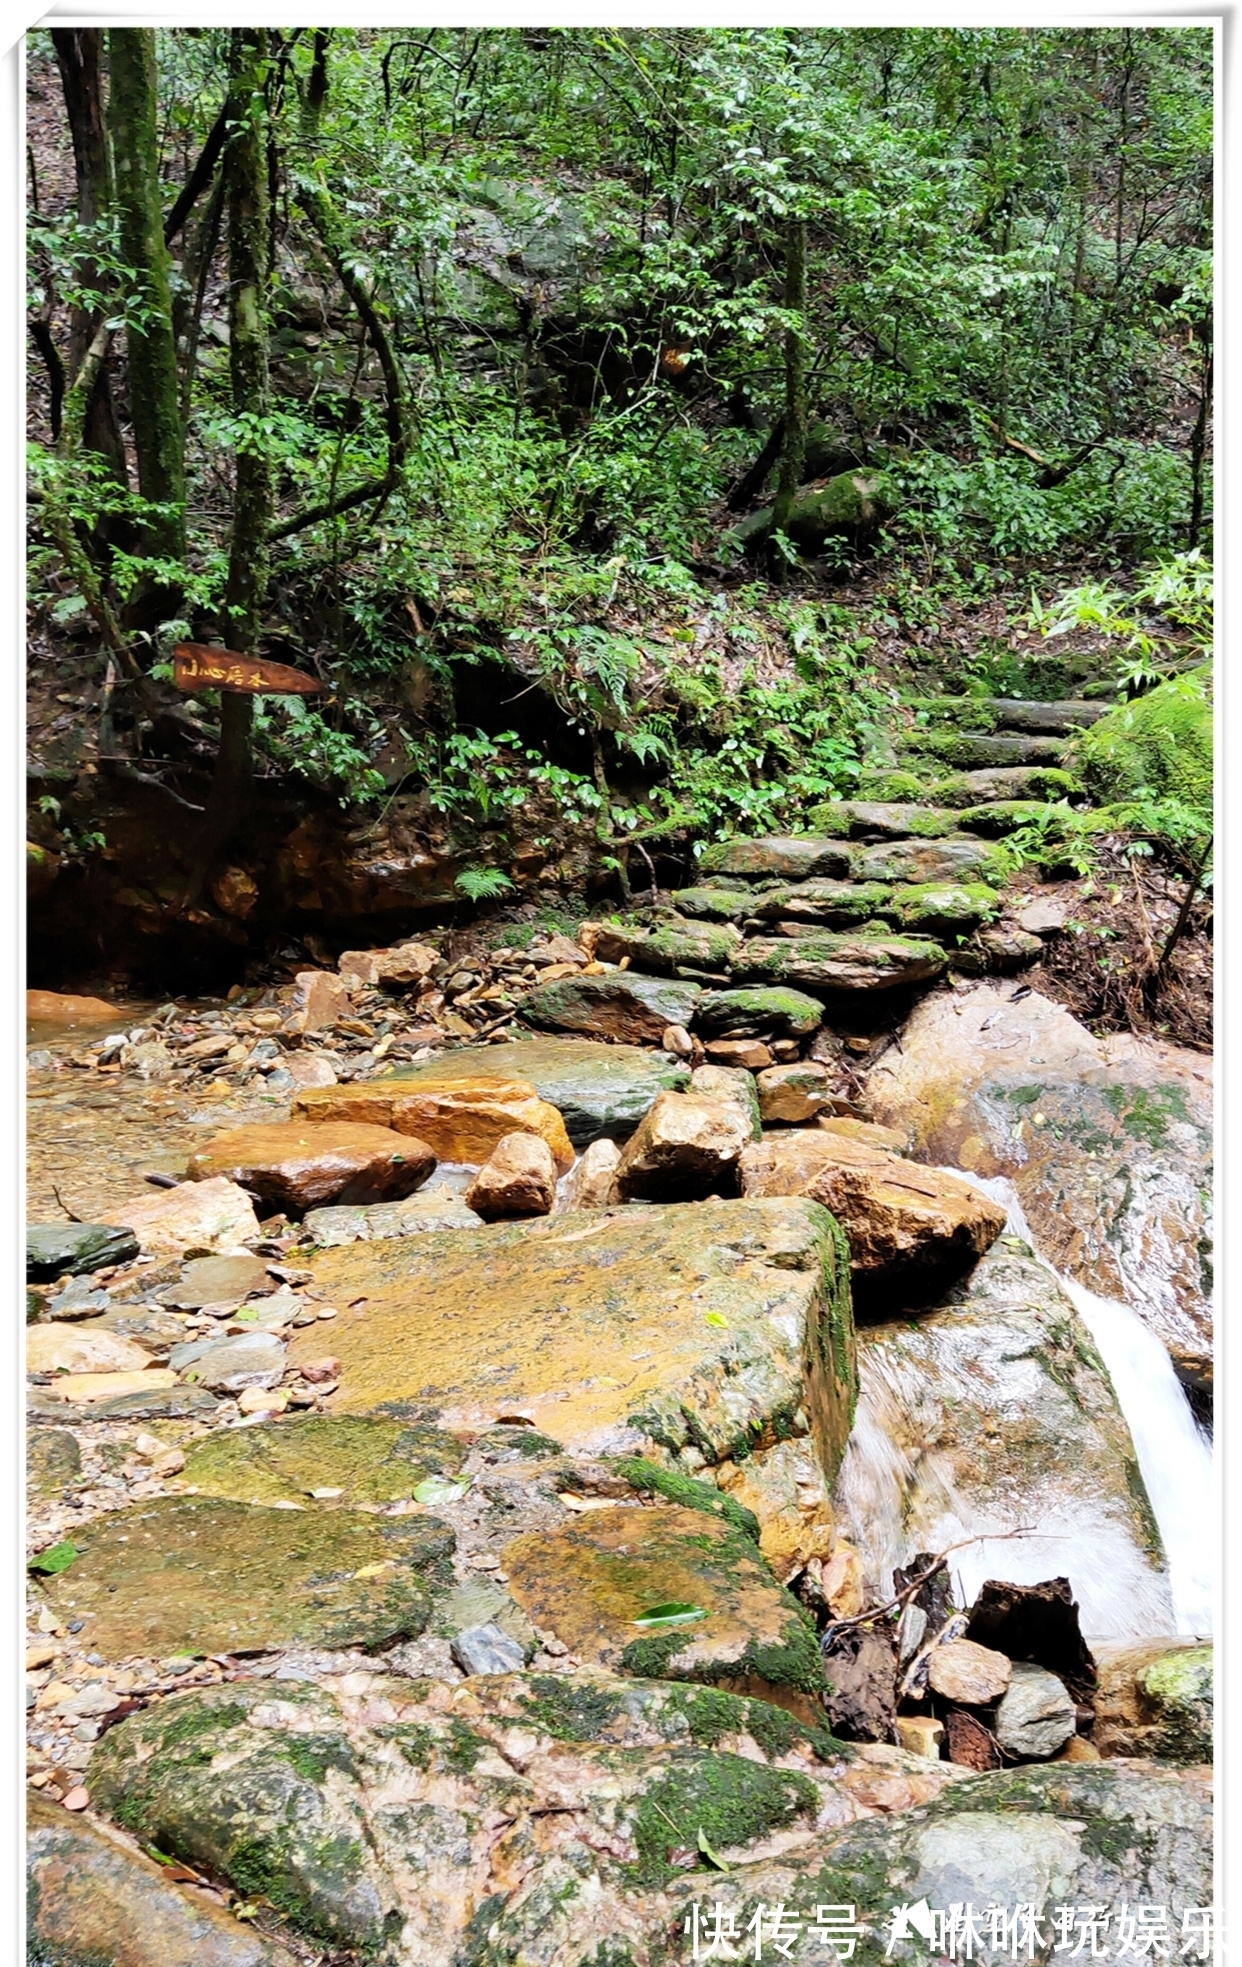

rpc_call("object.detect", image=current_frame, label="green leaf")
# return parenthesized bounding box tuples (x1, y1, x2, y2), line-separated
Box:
(703, 1312, 728, 1328)
(29, 1541, 77, 1575)
(631, 1602, 708, 1628)
(412, 1475, 469, 1505)
(697, 1826, 730, 1870)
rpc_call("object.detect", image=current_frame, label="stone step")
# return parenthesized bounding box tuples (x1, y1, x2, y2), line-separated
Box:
(898, 730, 1067, 769)
(806, 800, 958, 840)
(731, 932, 948, 993)
(904, 695, 1107, 736)
(857, 764, 1078, 805)
(670, 874, 1001, 941)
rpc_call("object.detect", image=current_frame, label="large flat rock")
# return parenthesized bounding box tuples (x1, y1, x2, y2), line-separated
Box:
(733, 932, 947, 993)
(364, 1036, 689, 1144)
(38, 1493, 455, 1659)
(519, 971, 700, 1044)
(700, 836, 852, 880)
(292, 1074, 573, 1173)
(290, 1196, 857, 1479)
(833, 1241, 1175, 1640)
(866, 985, 1213, 1379)
(182, 1413, 465, 1506)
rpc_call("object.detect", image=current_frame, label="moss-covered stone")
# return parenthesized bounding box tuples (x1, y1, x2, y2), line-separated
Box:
(956, 799, 1073, 836)
(733, 932, 947, 993)
(694, 986, 823, 1040)
(751, 881, 895, 927)
(669, 887, 757, 923)
(520, 973, 701, 1045)
(612, 1455, 761, 1541)
(1071, 670, 1211, 822)
(806, 801, 958, 839)
(927, 764, 1080, 806)
(1094, 1638, 1213, 1762)
(899, 729, 1067, 769)
(27, 1427, 82, 1500)
(593, 919, 741, 976)
(699, 837, 852, 882)
(627, 1752, 820, 1884)
(182, 1413, 465, 1507)
(40, 1493, 455, 1659)
(888, 881, 1001, 936)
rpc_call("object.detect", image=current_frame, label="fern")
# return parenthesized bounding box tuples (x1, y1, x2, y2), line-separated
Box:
(455, 866, 516, 902)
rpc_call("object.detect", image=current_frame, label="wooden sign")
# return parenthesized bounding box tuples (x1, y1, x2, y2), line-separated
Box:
(173, 643, 324, 696)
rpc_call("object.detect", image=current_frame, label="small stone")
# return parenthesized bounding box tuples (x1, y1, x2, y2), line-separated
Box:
(704, 1038, 772, 1070)
(187, 1122, 437, 1214)
(896, 1716, 944, 1760)
(100, 1178, 261, 1258)
(927, 1639, 1012, 1706)
(284, 1052, 338, 1089)
(340, 940, 439, 988)
(689, 1064, 762, 1140)
(120, 1039, 172, 1080)
(27, 1429, 82, 1499)
(299, 1357, 341, 1383)
(613, 1089, 752, 1202)
(465, 1131, 557, 1221)
(557, 1138, 621, 1211)
(27, 1325, 153, 1377)
(237, 1385, 289, 1415)
(662, 1024, 695, 1057)
(993, 1661, 1076, 1760)
(1056, 1734, 1102, 1762)
(27, 1223, 139, 1281)
(756, 1061, 832, 1124)
(60, 1786, 90, 1810)
(1017, 897, 1070, 936)
(170, 1330, 286, 1394)
(450, 1622, 526, 1676)
(164, 1253, 271, 1310)
(291, 969, 352, 1032)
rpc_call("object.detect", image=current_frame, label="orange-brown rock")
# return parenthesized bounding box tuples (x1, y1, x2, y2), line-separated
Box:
(101, 1176, 261, 1257)
(502, 1503, 826, 1719)
(613, 1089, 752, 1201)
(186, 1121, 436, 1214)
(290, 969, 351, 1032)
(927, 1639, 1012, 1706)
(339, 939, 439, 988)
(26, 989, 117, 1030)
(757, 1061, 832, 1124)
(43, 1367, 179, 1405)
(740, 1128, 1005, 1297)
(557, 1137, 621, 1210)
(713, 1437, 836, 1582)
(464, 1131, 556, 1220)
(293, 1075, 573, 1175)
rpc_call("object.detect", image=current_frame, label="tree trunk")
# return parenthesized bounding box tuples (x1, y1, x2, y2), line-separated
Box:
(772, 217, 808, 548)
(107, 28, 186, 560)
(187, 29, 272, 902)
(1188, 343, 1212, 550)
(50, 29, 127, 487)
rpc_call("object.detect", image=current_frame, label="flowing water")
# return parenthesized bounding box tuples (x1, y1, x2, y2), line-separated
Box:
(835, 1171, 1213, 1642)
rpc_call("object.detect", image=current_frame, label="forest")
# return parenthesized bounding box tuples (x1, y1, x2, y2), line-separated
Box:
(27, 25, 1212, 1019)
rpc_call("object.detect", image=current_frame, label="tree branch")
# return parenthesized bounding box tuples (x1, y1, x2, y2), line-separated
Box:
(163, 99, 229, 247)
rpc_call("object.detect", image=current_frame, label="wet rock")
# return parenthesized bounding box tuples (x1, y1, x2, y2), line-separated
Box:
(713, 1436, 836, 1581)
(734, 932, 947, 993)
(169, 1328, 286, 1392)
(451, 1622, 526, 1675)
(822, 1624, 897, 1742)
(591, 918, 742, 975)
(890, 881, 1001, 937)
(27, 1427, 82, 1498)
(27, 1323, 153, 1376)
(121, 1038, 174, 1080)
(521, 972, 700, 1045)
(183, 1413, 465, 1507)
(866, 984, 1213, 1375)
(695, 985, 824, 1040)
(40, 1494, 455, 1658)
(740, 1129, 1005, 1298)
(27, 1791, 298, 1967)
(993, 1661, 1076, 1759)
(387, 1036, 690, 1144)
(613, 1089, 751, 1201)
(165, 1252, 272, 1309)
(757, 1062, 833, 1124)
(700, 836, 852, 881)
(833, 1243, 1175, 1640)
(557, 1137, 621, 1210)
(187, 1120, 437, 1214)
(1093, 1638, 1212, 1763)
(284, 1051, 339, 1089)
(294, 1074, 573, 1174)
(503, 1503, 826, 1716)
(690, 1063, 762, 1139)
(964, 1577, 1095, 1702)
(464, 1130, 557, 1220)
(290, 968, 351, 1031)
(303, 1182, 481, 1246)
(927, 1640, 1012, 1706)
(819, 1114, 912, 1154)
(289, 1196, 857, 1478)
(339, 938, 439, 988)
(704, 1037, 772, 1069)
(27, 1221, 139, 1280)
(40, 1366, 179, 1406)
(101, 1177, 261, 1258)
(26, 988, 118, 1029)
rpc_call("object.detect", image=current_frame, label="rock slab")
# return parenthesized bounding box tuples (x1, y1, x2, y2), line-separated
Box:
(371, 1036, 690, 1143)
(187, 1120, 437, 1213)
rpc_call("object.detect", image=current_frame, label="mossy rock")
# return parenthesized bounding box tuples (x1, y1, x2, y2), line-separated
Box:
(733, 932, 947, 993)
(899, 729, 1067, 768)
(612, 1454, 761, 1541)
(927, 764, 1081, 806)
(889, 881, 1001, 936)
(733, 471, 896, 554)
(1070, 671, 1211, 823)
(668, 887, 757, 923)
(956, 799, 1074, 837)
(699, 836, 851, 882)
(751, 880, 895, 928)
(855, 769, 931, 803)
(627, 1750, 820, 1885)
(182, 1414, 466, 1507)
(807, 801, 957, 840)
(694, 986, 824, 1040)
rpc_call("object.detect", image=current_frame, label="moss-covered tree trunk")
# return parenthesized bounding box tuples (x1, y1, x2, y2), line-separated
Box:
(50, 29, 127, 489)
(187, 30, 272, 902)
(107, 29, 186, 561)
(772, 217, 808, 547)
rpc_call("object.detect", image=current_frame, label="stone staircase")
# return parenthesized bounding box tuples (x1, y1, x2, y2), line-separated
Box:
(596, 695, 1106, 994)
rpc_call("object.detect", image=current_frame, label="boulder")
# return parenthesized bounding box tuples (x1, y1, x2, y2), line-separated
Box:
(1070, 668, 1211, 823)
(338, 938, 439, 988)
(557, 1137, 621, 1210)
(288, 1196, 857, 1478)
(704, 1037, 772, 1068)
(690, 1062, 763, 1138)
(866, 984, 1213, 1377)
(740, 1129, 1005, 1297)
(614, 1089, 751, 1201)
(27, 1323, 153, 1377)
(502, 1504, 825, 1717)
(35, 1366, 179, 1406)
(37, 1494, 455, 1659)
(699, 836, 852, 882)
(27, 1792, 299, 1967)
(668, 885, 756, 922)
(850, 836, 995, 884)
(591, 918, 741, 975)
(464, 1130, 557, 1219)
(695, 986, 824, 1040)
(1092, 1639, 1213, 1763)
(889, 881, 1001, 937)
(993, 1661, 1077, 1759)
(182, 1413, 465, 1508)
(27, 1221, 139, 1279)
(753, 879, 896, 928)
(378, 1036, 690, 1144)
(187, 1121, 437, 1214)
(713, 1435, 837, 1581)
(733, 932, 947, 993)
(100, 1176, 261, 1257)
(807, 801, 958, 840)
(290, 968, 351, 1031)
(833, 1243, 1175, 1640)
(520, 971, 700, 1044)
(757, 1061, 833, 1124)
(733, 469, 895, 554)
(292, 1075, 573, 1174)
(926, 1639, 1012, 1707)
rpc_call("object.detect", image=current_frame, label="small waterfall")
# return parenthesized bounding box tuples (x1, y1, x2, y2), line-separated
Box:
(973, 1176, 1213, 1637)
